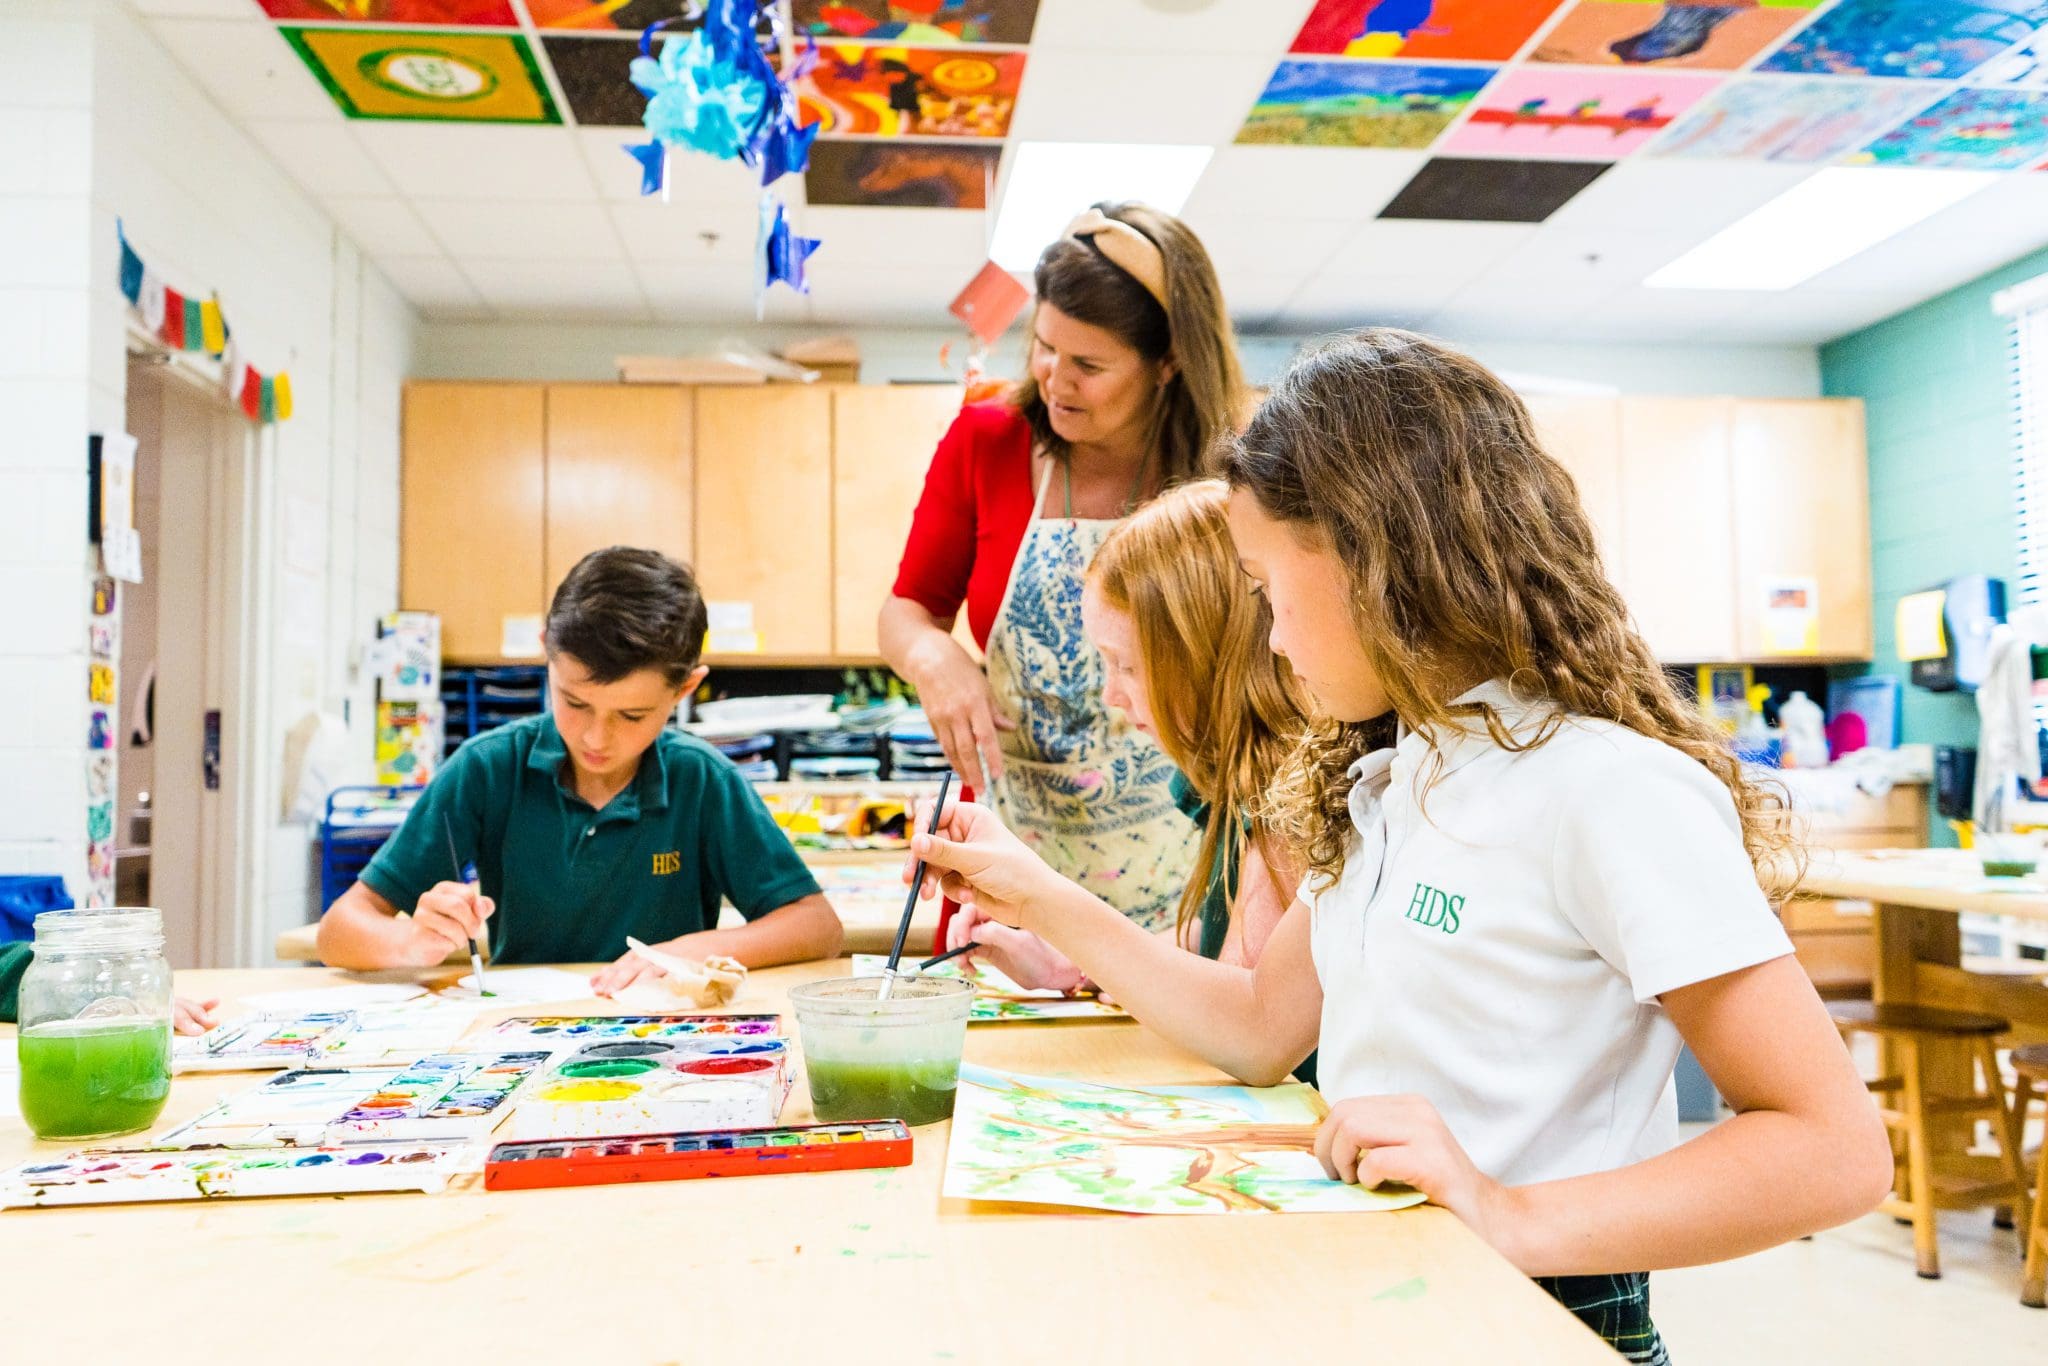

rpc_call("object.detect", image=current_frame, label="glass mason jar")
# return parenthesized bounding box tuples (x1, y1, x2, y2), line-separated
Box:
(16, 907, 174, 1141)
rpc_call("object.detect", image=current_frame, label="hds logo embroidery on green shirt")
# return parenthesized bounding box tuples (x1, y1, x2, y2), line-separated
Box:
(1404, 882, 1463, 934)
(652, 851, 681, 876)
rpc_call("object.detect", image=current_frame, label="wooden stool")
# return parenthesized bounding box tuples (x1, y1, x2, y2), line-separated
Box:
(1828, 1001, 2034, 1280)
(2014, 1043, 2048, 1309)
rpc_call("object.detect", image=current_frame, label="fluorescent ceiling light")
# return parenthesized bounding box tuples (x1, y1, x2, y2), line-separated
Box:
(989, 142, 1214, 273)
(1645, 166, 1998, 292)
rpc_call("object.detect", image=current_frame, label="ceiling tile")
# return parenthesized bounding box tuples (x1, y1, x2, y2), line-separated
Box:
(1008, 49, 1272, 146)
(353, 123, 597, 201)
(610, 195, 764, 264)
(1379, 158, 1610, 223)
(464, 258, 650, 320)
(1807, 172, 2048, 295)
(413, 198, 624, 261)
(801, 207, 989, 267)
(322, 196, 439, 258)
(1542, 156, 1814, 233)
(1333, 219, 1540, 288)
(637, 263, 813, 324)
(365, 253, 491, 318)
(804, 262, 963, 326)
(148, 18, 340, 122)
(1182, 145, 1427, 224)
(1032, 0, 1316, 56)
(131, 0, 260, 16)
(243, 121, 396, 197)
(1179, 213, 1352, 282)
(1564, 286, 1751, 344)
(576, 126, 773, 203)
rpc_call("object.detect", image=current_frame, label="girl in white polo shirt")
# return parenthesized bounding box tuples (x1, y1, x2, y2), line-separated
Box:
(907, 330, 1893, 1364)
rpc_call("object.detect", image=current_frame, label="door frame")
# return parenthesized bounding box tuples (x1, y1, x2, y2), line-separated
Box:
(123, 325, 267, 967)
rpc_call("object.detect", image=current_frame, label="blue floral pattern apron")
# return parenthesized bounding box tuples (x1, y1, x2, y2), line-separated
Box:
(982, 464, 1199, 930)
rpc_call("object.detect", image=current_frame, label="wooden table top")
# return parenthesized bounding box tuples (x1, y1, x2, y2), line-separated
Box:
(1799, 848, 2048, 924)
(0, 962, 1609, 1365)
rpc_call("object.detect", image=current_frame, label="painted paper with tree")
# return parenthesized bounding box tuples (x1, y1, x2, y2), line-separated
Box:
(943, 1065, 1428, 1214)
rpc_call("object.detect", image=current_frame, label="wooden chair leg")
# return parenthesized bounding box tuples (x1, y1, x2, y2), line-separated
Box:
(2026, 1080, 2048, 1309)
(1981, 1041, 2033, 1245)
(1900, 1038, 1941, 1279)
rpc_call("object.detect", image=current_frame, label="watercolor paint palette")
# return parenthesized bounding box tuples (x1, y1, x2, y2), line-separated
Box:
(849, 955, 1127, 1024)
(475, 1014, 781, 1050)
(173, 1012, 358, 1072)
(499, 1035, 793, 1142)
(154, 1051, 550, 1149)
(485, 1121, 912, 1192)
(328, 1050, 551, 1142)
(0, 1143, 467, 1209)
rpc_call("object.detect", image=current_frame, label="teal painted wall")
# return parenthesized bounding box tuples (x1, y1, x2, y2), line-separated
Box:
(1821, 246, 2047, 792)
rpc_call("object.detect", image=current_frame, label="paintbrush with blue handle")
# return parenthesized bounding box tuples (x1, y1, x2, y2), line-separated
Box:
(443, 813, 490, 998)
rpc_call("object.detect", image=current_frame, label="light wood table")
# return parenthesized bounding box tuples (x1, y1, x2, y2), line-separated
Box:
(1799, 848, 2048, 1156)
(0, 962, 1613, 1365)
(274, 852, 936, 963)
(1799, 848, 2048, 1044)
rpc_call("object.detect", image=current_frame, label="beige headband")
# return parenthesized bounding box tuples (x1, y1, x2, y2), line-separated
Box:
(1065, 208, 1169, 312)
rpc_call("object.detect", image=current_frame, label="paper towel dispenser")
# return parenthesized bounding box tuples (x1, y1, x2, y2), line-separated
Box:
(1898, 574, 2005, 693)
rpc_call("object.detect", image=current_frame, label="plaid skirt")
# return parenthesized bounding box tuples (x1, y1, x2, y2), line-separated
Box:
(1534, 1272, 1670, 1365)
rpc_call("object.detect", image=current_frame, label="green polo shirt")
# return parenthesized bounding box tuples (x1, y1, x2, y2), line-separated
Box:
(0, 939, 29, 1021)
(360, 714, 820, 964)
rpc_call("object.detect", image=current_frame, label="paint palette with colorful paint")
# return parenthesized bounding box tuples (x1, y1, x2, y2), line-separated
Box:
(474, 1013, 782, 1050)
(485, 1120, 913, 1192)
(173, 1011, 358, 1073)
(153, 1051, 549, 1149)
(328, 1050, 551, 1141)
(0, 1143, 467, 1209)
(499, 1035, 794, 1141)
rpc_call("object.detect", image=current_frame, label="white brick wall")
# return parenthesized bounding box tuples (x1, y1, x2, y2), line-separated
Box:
(0, 2, 417, 950)
(84, 1, 419, 960)
(0, 5, 95, 907)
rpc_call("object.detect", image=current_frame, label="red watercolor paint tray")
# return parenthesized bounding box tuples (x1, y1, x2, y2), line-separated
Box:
(484, 1120, 912, 1191)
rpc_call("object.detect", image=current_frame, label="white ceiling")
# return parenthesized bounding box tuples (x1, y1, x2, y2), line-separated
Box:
(127, 0, 2048, 345)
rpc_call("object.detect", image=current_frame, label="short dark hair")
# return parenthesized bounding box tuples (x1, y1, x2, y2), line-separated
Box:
(545, 547, 707, 686)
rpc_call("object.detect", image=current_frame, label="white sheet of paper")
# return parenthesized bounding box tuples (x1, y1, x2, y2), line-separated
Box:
(102, 526, 143, 584)
(235, 982, 428, 1013)
(454, 966, 598, 1005)
(500, 614, 544, 658)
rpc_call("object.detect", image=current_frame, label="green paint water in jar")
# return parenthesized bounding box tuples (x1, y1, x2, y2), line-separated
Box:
(791, 974, 973, 1127)
(15, 907, 174, 1141)
(804, 1055, 960, 1126)
(18, 1019, 171, 1140)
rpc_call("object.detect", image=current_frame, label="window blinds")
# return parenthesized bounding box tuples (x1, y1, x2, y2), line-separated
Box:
(1998, 275, 2048, 612)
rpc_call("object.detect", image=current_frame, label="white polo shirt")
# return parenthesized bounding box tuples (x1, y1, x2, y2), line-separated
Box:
(1308, 680, 1792, 1188)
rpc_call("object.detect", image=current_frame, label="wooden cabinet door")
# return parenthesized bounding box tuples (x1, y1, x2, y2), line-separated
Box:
(1731, 399, 1872, 662)
(1522, 394, 1623, 583)
(831, 385, 965, 658)
(694, 387, 835, 657)
(401, 383, 545, 662)
(1616, 397, 1737, 662)
(544, 385, 694, 601)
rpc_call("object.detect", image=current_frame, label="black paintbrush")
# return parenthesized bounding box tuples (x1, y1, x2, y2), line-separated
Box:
(918, 941, 980, 971)
(880, 770, 954, 999)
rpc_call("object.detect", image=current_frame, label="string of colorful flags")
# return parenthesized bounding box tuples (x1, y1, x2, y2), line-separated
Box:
(116, 221, 293, 425)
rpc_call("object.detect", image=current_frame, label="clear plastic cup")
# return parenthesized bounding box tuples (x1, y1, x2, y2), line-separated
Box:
(1977, 831, 2041, 878)
(790, 975, 974, 1126)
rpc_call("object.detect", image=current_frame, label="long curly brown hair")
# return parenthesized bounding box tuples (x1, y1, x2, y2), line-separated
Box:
(1222, 329, 1799, 900)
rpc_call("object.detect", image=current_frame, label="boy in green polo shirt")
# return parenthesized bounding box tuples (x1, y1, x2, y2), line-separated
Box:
(316, 547, 843, 990)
